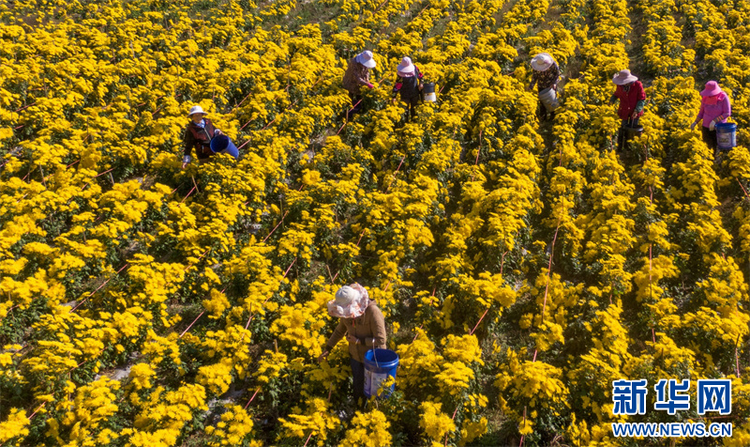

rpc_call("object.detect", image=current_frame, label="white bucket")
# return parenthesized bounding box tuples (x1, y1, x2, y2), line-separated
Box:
(365, 370, 389, 396)
(423, 92, 437, 103)
(538, 87, 559, 112)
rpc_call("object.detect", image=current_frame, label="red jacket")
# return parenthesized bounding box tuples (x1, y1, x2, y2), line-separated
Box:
(614, 81, 646, 120)
(183, 119, 217, 160)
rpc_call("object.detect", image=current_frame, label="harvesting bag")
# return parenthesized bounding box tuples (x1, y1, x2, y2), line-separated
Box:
(538, 87, 559, 112)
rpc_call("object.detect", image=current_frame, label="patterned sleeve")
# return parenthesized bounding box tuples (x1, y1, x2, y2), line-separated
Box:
(393, 75, 403, 94)
(530, 69, 539, 88)
(356, 64, 370, 86)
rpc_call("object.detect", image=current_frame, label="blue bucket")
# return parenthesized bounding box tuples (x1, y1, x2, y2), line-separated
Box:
(716, 122, 737, 151)
(210, 135, 239, 159)
(363, 349, 399, 398)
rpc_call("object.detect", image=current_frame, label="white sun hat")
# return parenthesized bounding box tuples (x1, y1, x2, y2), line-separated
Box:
(327, 284, 369, 319)
(188, 105, 207, 117)
(397, 56, 415, 76)
(355, 50, 377, 69)
(530, 53, 554, 71)
(612, 69, 638, 86)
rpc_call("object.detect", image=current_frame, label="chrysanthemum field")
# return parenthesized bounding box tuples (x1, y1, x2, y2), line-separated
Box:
(1, 0, 750, 445)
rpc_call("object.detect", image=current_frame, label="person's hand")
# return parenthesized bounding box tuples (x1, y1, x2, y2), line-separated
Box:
(690, 121, 697, 130)
(366, 83, 374, 89)
(317, 350, 330, 363)
(181, 162, 188, 169)
(631, 111, 639, 120)
(346, 334, 360, 345)
(552, 84, 558, 91)
(709, 120, 716, 131)
(214, 129, 222, 136)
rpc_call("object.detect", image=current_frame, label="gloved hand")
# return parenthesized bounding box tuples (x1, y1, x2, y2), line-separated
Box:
(317, 350, 329, 363)
(366, 83, 374, 89)
(709, 120, 716, 131)
(214, 129, 222, 136)
(690, 121, 697, 130)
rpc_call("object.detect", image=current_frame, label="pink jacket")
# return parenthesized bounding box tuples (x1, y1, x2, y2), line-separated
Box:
(697, 92, 731, 128)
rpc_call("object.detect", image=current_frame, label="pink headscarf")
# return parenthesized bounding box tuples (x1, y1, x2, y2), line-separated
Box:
(327, 283, 370, 319)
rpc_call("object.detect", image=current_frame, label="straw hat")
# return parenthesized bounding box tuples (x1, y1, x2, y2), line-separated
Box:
(355, 50, 377, 69)
(700, 80, 722, 97)
(397, 57, 415, 76)
(327, 284, 369, 319)
(612, 69, 638, 86)
(530, 53, 554, 71)
(188, 105, 207, 117)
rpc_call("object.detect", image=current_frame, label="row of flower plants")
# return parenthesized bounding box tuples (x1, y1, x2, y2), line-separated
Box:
(1, 0, 750, 445)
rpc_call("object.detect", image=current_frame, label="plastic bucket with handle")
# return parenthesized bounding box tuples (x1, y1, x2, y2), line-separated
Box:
(622, 121, 644, 139)
(363, 349, 399, 398)
(716, 122, 737, 151)
(210, 134, 239, 159)
(422, 82, 437, 103)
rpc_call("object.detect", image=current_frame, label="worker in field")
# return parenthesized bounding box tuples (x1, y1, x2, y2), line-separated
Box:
(182, 105, 220, 168)
(610, 69, 646, 151)
(342, 50, 376, 116)
(528, 52, 560, 122)
(318, 283, 386, 410)
(690, 80, 731, 156)
(392, 56, 424, 121)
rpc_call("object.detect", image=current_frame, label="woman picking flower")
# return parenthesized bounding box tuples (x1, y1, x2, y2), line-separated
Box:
(528, 52, 560, 122)
(181, 105, 223, 168)
(690, 80, 731, 156)
(392, 56, 424, 121)
(318, 283, 386, 409)
(610, 69, 646, 151)
(342, 50, 377, 116)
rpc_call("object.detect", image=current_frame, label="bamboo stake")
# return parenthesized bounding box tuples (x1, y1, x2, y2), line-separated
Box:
(71, 264, 130, 312)
(262, 210, 289, 243)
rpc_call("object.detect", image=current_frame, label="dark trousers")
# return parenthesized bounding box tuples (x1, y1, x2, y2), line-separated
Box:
(537, 100, 555, 121)
(702, 126, 718, 151)
(349, 93, 363, 116)
(350, 357, 366, 407)
(406, 96, 419, 120)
